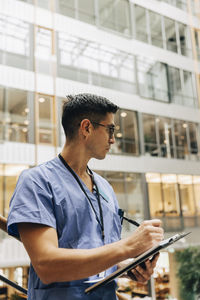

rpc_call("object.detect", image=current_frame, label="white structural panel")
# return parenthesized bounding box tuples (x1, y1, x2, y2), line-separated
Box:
(56, 77, 200, 123)
(0, 142, 35, 165)
(0, 65, 199, 123)
(0, 65, 35, 92)
(0, 238, 30, 268)
(89, 154, 200, 176)
(36, 145, 57, 165)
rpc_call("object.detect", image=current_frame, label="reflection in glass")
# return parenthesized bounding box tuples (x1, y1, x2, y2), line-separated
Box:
(100, 171, 143, 235)
(0, 14, 32, 70)
(0, 88, 29, 143)
(143, 114, 158, 156)
(194, 30, 200, 60)
(0, 165, 3, 216)
(168, 66, 182, 104)
(178, 175, 195, 216)
(135, 5, 148, 43)
(183, 71, 197, 107)
(57, 0, 75, 18)
(161, 174, 180, 216)
(149, 11, 163, 48)
(193, 176, 200, 214)
(188, 123, 199, 158)
(111, 109, 138, 155)
(146, 174, 164, 217)
(125, 173, 144, 223)
(178, 23, 191, 57)
(146, 62, 168, 102)
(35, 27, 53, 75)
(165, 17, 177, 53)
(174, 120, 188, 159)
(58, 33, 136, 94)
(78, 0, 95, 24)
(99, 0, 131, 36)
(158, 117, 174, 158)
(38, 95, 54, 145)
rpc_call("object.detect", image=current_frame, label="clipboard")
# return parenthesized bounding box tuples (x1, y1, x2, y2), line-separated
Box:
(85, 232, 190, 294)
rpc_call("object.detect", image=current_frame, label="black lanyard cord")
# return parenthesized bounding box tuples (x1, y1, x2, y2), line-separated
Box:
(58, 154, 105, 240)
(87, 166, 105, 240)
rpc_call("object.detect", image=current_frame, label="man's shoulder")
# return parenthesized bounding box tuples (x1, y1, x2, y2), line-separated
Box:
(20, 157, 58, 181)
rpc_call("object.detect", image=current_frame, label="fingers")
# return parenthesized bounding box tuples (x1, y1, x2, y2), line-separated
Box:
(129, 264, 152, 283)
(124, 219, 164, 258)
(128, 254, 160, 283)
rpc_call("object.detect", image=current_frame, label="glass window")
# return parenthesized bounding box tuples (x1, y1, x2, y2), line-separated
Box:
(0, 165, 3, 216)
(149, 11, 163, 48)
(0, 87, 4, 141)
(57, 0, 75, 18)
(106, 172, 126, 211)
(143, 114, 158, 156)
(111, 109, 138, 155)
(104, 171, 143, 235)
(167, 66, 182, 104)
(174, 120, 188, 159)
(178, 175, 195, 216)
(135, 5, 148, 43)
(178, 23, 192, 57)
(188, 123, 199, 158)
(161, 174, 180, 216)
(164, 17, 177, 53)
(138, 56, 169, 102)
(194, 30, 200, 60)
(37, 94, 55, 145)
(78, 0, 95, 24)
(146, 173, 163, 217)
(35, 26, 54, 75)
(147, 62, 168, 102)
(2, 88, 30, 143)
(99, 0, 131, 36)
(158, 117, 174, 158)
(193, 176, 200, 214)
(125, 173, 144, 223)
(182, 71, 197, 108)
(58, 33, 136, 94)
(0, 14, 32, 70)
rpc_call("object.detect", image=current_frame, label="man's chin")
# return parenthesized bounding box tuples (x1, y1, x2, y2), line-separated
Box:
(95, 153, 107, 160)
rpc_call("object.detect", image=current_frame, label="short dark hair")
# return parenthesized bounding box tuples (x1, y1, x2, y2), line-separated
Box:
(62, 93, 119, 140)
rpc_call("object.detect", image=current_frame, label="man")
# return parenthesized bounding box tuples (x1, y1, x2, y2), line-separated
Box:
(7, 94, 164, 300)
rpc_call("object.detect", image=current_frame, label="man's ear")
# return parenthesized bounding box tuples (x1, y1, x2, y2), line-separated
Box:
(80, 119, 91, 136)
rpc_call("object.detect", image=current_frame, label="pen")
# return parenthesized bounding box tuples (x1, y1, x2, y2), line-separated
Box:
(122, 216, 140, 227)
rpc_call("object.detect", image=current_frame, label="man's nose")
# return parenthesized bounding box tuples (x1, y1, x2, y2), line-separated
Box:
(109, 135, 115, 144)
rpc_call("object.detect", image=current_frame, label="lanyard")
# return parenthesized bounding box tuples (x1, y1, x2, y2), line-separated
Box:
(58, 154, 105, 241)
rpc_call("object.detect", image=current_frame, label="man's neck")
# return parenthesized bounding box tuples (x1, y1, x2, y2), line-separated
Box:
(61, 143, 90, 178)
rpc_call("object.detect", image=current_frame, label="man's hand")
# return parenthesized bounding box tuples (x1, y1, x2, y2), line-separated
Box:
(123, 219, 164, 258)
(127, 253, 160, 283)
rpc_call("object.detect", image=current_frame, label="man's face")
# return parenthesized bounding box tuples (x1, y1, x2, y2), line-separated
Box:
(87, 113, 115, 160)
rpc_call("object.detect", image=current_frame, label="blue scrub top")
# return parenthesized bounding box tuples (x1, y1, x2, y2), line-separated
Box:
(7, 157, 122, 300)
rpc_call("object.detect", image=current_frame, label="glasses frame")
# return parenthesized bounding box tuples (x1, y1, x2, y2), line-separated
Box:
(91, 121, 115, 139)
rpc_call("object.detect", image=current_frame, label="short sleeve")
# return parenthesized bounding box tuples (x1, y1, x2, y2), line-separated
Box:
(7, 168, 57, 239)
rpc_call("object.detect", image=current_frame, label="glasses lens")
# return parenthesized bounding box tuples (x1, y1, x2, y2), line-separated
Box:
(109, 126, 115, 138)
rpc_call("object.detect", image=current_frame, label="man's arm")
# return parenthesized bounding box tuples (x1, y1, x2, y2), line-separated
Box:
(18, 219, 163, 284)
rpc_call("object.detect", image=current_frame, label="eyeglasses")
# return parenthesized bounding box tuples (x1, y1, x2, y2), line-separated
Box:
(91, 121, 115, 139)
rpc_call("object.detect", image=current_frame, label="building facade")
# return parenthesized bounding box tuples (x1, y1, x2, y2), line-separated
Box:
(0, 0, 200, 299)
